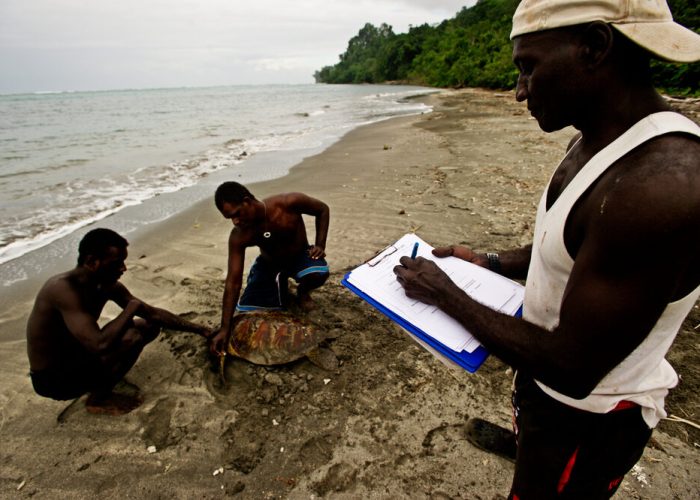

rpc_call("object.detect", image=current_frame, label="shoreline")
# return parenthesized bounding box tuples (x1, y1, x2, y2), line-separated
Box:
(0, 93, 438, 342)
(1, 88, 698, 498)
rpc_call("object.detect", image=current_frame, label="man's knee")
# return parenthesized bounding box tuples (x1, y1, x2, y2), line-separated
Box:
(298, 271, 328, 291)
(129, 319, 160, 344)
(102, 323, 157, 367)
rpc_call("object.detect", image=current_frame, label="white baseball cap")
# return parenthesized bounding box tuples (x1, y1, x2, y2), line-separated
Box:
(510, 0, 700, 63)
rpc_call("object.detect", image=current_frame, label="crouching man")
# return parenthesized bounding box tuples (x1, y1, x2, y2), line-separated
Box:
(26, 228, 210, 414)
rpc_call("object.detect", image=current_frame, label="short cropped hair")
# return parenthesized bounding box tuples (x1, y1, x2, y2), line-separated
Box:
(214, 182, 256, 211)
(77, 228, 128, 265)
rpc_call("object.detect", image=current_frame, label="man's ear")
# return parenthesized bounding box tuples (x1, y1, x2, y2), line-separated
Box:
(579, 21, 614, 69)
(83, 255, 100, 271)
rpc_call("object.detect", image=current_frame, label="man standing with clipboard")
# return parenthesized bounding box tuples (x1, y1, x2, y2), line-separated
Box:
(394, 1, 700, 497)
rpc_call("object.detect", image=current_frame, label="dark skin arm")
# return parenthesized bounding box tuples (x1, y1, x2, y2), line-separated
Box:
(109, 283, 210, 336)
(395, 138, 700, 399)
(286, 192, 330, 259)
(210, 232, 247, 354)
(210, 193, 330, 354)
(53, 280, 143, 354)
(432, 244, 532, 280)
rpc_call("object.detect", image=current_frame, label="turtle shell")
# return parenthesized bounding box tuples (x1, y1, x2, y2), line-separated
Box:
(227, 311, 322, 365)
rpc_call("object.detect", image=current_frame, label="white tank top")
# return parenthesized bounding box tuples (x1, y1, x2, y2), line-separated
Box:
(523, 111, 700, 428)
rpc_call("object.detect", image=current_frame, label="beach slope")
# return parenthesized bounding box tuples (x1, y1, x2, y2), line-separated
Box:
(1, 88, 698, 499)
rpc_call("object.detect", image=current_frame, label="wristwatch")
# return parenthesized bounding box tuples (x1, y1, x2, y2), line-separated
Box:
(486, 252, 501, 274)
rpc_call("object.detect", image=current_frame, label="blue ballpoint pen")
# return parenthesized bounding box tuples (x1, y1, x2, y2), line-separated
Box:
(410, 242, 419, 259)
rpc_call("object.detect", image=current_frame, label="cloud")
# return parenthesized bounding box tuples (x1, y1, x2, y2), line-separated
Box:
(0, 0, 476, 93)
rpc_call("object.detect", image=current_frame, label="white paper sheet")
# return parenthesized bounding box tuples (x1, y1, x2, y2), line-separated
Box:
(346, 234, 524, 353)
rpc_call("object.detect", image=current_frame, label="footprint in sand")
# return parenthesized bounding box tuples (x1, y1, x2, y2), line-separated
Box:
(179, 311, 199, 321)
(313, 462, 358, 496)
(421, 422, 467, 456)
(127, 263, 148, 273)
(198, 266, 223, 279)
(153, 264, 181, 274)
(152, 276, 176, 288)
(139, 398, 177, 450)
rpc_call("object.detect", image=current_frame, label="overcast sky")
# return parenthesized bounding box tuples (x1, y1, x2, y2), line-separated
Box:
(0, 0, 476, 94)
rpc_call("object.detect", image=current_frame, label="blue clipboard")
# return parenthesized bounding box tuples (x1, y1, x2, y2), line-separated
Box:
(342, 272, 522, 373)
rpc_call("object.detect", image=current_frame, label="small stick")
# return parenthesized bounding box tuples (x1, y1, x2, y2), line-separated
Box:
(665, 414, 700, 430)
(219, 352, 227, 385)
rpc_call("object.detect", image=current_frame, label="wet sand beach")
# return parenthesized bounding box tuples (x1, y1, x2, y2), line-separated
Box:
(0, 88, 698, 499)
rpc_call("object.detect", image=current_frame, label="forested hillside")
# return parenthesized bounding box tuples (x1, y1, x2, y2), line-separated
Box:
(315, 0, 699, 96)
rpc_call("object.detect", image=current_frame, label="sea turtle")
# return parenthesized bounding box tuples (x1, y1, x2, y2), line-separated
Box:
(219, 311, 338, 380)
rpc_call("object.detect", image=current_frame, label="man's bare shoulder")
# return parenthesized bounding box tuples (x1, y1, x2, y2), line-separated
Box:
(266, 192, 305, 206)
(40, 271, 76, 295)
(587, 133, 699, 239)
(631, 132, 699, 171)
(599, 132, 697, 187)
(275, 192, 327, 213)
(228, 225, 255, 248)
(33, 271, 82, 311)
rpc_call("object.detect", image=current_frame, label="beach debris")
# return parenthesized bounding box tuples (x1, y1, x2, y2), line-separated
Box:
(664, 414, 700, 430)
(383, 144, 392, 150)
(17, 480, 26, 491)
(264, 373, 283, 386)
(323, 378, 331, 385)
(218, 311, 338, 383)
(213, 467, 224, 476)
(631, 464, 649, 487)
(273, 419, 279, 426)
(147, 445, 157, 454)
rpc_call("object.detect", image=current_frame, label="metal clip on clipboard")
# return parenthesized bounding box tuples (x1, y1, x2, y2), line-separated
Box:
(366, 245, 398, 267)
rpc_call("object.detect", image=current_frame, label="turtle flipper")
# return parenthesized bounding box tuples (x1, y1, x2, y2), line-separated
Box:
(306, 347, 338, 371)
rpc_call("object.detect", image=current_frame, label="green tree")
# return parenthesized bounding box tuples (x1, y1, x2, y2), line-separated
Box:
(315, 0, 698, 96)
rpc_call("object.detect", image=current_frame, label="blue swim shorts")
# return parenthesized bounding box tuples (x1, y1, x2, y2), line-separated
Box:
(237, 248, 329, 311)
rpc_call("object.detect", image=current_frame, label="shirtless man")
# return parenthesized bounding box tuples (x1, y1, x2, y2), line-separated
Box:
(394, 1, 700, 498)
(210, 182, 330, 354)
(27, 228, 210, 414)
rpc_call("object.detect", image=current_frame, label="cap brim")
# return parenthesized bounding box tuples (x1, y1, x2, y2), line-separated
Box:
(613, 22, 700, 63)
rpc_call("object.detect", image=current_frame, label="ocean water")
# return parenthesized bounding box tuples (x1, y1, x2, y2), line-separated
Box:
(0, 84, 435, 287)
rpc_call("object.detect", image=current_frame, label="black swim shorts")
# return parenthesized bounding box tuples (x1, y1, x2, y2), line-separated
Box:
(30, 364, 110, 401)
(509, 373, 652, 499)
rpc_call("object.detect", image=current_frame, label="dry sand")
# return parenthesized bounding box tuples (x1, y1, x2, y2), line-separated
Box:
(1, 88, 698, 499)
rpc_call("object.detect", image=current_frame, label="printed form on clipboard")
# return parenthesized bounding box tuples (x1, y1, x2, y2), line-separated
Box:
(341, 233, 524, 372)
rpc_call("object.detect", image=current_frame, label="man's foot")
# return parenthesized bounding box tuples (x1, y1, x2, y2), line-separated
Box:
(85, 380, 144, 415)
(465, 418, 517, 463)
(86, 392, 144, 415)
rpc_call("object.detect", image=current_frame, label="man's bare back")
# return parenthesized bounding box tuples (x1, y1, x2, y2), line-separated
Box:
(27, 270, 114, 372)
